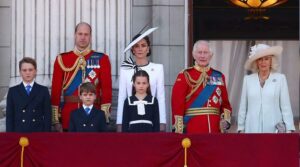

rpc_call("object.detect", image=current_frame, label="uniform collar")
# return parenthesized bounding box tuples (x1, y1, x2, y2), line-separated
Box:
(73, 46, 92, 56)
(193, 64, 210, 72)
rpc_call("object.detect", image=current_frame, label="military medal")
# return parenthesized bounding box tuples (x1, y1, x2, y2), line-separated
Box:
(89, 70, 96, 79)
(213, 95, 219, 104)
(216, 87, 221, 96)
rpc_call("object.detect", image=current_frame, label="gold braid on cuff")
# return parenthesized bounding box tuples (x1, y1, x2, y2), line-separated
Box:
(51, 105, 61, 125)
(174, 115, 184, 134)
(101, 103, 111, 123)
(221, 108, 231, 124)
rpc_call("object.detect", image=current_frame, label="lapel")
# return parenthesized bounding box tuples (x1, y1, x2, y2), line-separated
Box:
(17, 83, 28, 98)
(87, 107, 97, 122)
(79, 106, 94, 122)
(27, 82, 40, 104)
(28, 82, 39, 97)
(79, 107, 88, 118)
(16, 83, 36, 108)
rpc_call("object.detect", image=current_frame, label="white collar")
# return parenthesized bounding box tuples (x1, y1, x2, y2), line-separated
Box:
(83, 104, 93, 110)
(23, 81, 34, 88)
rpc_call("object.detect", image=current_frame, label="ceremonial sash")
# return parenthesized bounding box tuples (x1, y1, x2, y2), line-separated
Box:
(183, 70, 221, 124)
(65, 52, 104, 96)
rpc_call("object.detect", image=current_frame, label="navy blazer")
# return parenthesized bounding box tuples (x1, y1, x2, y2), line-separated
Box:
(69, 107, 107, 132)
(6, 82, 51, 132)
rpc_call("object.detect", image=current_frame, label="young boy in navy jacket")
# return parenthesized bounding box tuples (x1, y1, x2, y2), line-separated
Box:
(6, 57, 51, 132)
(69, 82, 106, 132)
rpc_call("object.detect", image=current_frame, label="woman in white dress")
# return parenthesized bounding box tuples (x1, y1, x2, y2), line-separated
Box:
(237, 44, 295, 133)
(116, 32, 166, 132)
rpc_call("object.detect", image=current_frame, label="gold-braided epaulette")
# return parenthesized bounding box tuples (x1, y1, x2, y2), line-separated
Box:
(58, 54, 81, 72)
(57, 54, 86, 90)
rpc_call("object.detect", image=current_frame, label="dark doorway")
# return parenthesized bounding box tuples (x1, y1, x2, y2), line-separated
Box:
(188, 0, 299, 64)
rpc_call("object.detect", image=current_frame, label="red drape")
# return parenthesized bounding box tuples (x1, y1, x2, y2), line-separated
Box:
(0, 133, 298, 167)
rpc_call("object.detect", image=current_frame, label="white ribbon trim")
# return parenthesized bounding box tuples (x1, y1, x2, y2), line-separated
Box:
(128, 97, 155, 115)
(129, 120, 153, 125)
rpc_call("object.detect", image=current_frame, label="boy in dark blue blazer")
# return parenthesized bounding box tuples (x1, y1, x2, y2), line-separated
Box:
(69, 82, 106, 132)
(6, 57, 51, 132)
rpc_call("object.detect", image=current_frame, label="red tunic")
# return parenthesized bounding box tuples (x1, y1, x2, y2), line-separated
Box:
(51, 49, 112, 129)
(172, 66, 232, 133)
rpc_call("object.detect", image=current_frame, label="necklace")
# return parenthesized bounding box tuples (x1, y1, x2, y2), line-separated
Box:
(258, 73, 269, 88)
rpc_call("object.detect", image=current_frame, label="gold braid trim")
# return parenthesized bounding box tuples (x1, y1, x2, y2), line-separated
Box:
(57, 54, 87, 90)
(221, 108, 231, 123)
(174, 115, 184, 133)
(184, 66, 210, 101)
(51, 105, 60, 125)
(58, 54, 80, 72)
(101, 103, 111, 123)
(74, 46, 91, 57)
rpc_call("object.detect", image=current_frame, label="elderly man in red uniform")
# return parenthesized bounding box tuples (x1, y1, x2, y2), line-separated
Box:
(172, 40, 232, 133)
(51, 22, 112, 132)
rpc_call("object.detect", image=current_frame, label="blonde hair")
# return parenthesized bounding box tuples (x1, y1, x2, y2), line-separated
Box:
(250, 55, 279, 73)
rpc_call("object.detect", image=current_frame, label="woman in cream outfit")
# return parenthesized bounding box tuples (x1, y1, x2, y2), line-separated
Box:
(237, 44, 295, 133)
(116, 33, 166, 132)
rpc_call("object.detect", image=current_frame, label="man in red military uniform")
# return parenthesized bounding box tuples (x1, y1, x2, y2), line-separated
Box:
(51, 22, 112, 131)
(172, 40, 232, 133)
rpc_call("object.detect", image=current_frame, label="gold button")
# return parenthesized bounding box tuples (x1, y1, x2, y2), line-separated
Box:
(32, 119, 35, 122)
(22, 110, 25, 113)
(22, 119, 25, 123)
(83, 124, 86, 127)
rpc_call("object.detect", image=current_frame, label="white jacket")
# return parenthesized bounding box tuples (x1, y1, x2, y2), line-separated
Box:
(238, 72, 295, 133)
(116, 62, 166, 124)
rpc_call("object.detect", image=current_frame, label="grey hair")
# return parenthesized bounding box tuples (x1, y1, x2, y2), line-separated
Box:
(250, 55, 279, 73)
(192, 40, 213, 55)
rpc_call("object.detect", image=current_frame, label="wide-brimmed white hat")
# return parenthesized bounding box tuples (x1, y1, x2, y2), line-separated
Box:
(244, 44, 282, 70)
(123, 27, 158, 53)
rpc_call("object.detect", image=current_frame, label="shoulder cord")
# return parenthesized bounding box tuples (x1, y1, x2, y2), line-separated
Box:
(183, 69, 208, 101)
(57, 55, 87, 90)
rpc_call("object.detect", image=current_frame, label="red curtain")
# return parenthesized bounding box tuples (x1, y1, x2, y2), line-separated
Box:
(0, 133, 298, 167)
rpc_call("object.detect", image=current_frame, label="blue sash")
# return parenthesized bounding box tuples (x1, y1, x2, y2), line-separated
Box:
(65, 52, 104, 96)
(183, 70, 221, 124)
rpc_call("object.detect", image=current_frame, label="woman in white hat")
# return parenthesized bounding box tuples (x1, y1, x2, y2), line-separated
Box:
(237, 44, 295, 133)
(116, 31, 166, 132)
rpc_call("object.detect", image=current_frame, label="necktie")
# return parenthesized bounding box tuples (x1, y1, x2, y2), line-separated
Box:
(25, 85, 31, 95)
(85, 107, 90, 115)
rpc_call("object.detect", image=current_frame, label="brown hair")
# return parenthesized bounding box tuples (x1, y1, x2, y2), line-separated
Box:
(19, 57, 37, 70)
(132, 70, 152, 96)
(80, 82, 96, 95)
(130, 34, 151, 57)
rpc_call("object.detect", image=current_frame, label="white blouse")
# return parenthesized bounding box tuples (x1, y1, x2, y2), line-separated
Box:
(116, 62, 166, 124)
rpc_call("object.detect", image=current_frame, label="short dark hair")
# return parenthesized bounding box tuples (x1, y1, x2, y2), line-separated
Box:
(80, 82, 96, 95)
(132, 70, 152, 96)
(19, 57, 37, 70)
(130, 34, 151, 57)
(75, 22, 92, 34)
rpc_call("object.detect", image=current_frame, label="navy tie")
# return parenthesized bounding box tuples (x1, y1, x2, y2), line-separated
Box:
(25, 85, 31, 95)
(85, 107, 90, 115)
